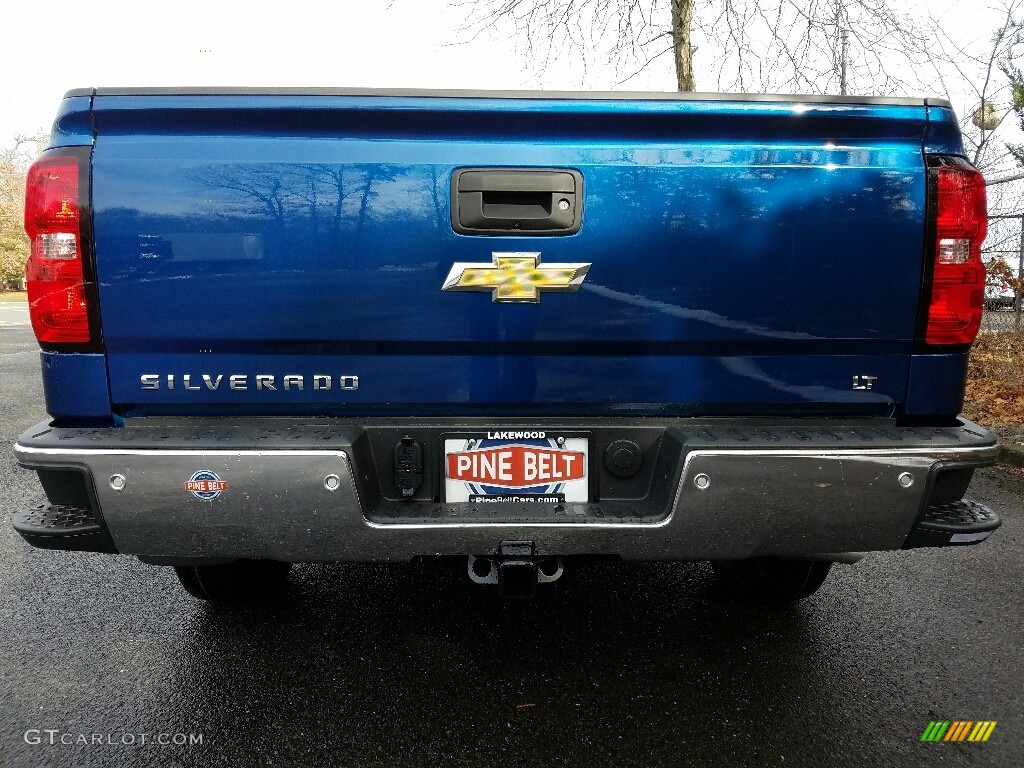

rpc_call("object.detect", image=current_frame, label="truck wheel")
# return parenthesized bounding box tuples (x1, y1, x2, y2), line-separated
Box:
(174, 559, 292, 603)
(711, 557, 832, 604)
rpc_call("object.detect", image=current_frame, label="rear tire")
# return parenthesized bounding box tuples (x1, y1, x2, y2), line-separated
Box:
(711, 557, 832, 604)
(174, 559, 292, 603)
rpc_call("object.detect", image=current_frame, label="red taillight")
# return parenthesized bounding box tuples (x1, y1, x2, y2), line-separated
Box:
(24, 150, 92, 345)
(925, 160, 987, 346)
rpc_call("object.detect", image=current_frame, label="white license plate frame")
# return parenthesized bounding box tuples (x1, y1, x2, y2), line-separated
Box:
(442, 431, 590, 503)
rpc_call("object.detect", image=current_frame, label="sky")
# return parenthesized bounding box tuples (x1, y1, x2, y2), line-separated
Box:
(0, 0, 1017, 147)
(1, 0, 1019, 266)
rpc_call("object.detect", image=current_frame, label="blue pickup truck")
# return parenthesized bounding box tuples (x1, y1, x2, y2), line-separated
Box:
(13, 88, 1000, 602)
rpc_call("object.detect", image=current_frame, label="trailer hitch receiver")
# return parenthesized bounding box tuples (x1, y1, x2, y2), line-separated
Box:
(466, 541, 564, 598)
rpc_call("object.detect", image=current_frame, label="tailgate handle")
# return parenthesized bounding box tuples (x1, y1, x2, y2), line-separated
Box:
(452, 168, 582, 235)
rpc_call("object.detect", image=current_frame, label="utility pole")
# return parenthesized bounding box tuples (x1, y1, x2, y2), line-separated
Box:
(840, 28, 849, 96)
(1018, 216, 1023, 330)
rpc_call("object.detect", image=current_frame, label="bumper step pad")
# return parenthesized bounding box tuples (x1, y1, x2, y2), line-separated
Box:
(12, 504, 117, 553)
(904, 500, 1001, 548)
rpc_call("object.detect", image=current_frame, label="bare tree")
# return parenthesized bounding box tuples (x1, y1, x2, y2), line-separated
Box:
(927, 4, 1024, 308)
(671, 0, 695, 91)
(0, 135, 46, 288)
(1001, 57, 1024, 170)
(697, 0, 934, 94)
(928, 4, 1024, 174)
(456, 0, 937, 94)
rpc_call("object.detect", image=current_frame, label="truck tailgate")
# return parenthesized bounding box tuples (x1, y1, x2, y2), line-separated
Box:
(88, 92, 930, 416)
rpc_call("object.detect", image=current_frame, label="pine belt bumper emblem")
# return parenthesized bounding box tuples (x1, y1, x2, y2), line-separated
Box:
(442, 252, 591, 303)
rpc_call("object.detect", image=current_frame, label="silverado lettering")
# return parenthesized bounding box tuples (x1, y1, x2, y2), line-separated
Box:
(140, 374, 359, 391)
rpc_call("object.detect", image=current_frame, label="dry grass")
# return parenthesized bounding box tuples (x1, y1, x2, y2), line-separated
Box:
(0, 291, 26, 302)
(963, 331, 1024, 430)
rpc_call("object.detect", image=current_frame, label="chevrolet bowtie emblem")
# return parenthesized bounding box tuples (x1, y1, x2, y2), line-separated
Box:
(442, 252, 591, 303)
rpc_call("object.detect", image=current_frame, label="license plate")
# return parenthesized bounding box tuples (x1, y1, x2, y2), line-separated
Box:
(443, 431, 588, 503)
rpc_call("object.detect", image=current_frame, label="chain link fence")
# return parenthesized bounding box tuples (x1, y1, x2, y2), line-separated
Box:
(981, 308, 1024, 334)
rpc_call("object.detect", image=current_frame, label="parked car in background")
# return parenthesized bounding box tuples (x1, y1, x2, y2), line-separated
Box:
(985, 280, 1017, 310)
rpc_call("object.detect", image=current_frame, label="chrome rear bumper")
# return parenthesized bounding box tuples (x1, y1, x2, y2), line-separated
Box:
(13, 419, 999, 562)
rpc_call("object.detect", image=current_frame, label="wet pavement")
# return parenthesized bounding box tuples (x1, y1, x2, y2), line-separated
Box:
(1, 326, 1022, 767)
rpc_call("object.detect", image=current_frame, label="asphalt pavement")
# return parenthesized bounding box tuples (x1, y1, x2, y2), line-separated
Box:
(0, 301, 29, 328)
(0, 324, 1022, 768)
